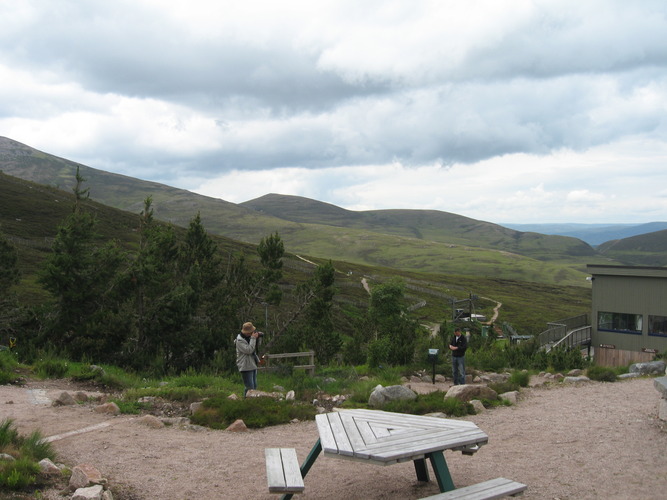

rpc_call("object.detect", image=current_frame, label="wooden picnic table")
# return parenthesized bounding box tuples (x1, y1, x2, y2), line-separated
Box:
(278, 409, 489, 499)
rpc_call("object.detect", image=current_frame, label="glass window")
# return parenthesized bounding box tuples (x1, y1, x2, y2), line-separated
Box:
(648, 315, 667, 337)
(597, 311, 642, 334)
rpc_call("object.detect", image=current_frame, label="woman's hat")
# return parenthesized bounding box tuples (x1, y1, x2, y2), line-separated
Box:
(241, 322, 256, 334)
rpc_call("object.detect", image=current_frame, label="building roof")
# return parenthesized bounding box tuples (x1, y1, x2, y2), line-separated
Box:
(587, 264, 667, 278)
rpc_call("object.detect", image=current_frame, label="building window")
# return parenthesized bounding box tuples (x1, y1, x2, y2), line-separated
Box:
(597, 312, 643, 335)
(648, 315, 667, 337)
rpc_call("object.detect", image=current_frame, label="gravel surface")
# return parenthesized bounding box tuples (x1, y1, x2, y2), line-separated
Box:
(1, 376, 665, 500)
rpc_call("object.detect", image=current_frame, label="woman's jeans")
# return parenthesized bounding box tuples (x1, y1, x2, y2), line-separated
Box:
(452, 356, 466, 385)
(241, 369, 257, 397)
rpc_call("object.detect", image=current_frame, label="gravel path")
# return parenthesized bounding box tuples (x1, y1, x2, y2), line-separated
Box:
(1, 377, 665, 499)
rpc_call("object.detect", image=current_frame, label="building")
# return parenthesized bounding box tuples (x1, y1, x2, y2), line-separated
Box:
(588, 264, 667, 366)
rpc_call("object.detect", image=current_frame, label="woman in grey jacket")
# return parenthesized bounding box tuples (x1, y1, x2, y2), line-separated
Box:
(235, 322, 261, 397)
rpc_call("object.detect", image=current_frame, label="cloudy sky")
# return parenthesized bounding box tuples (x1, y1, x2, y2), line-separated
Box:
(2, 0, 667, 224)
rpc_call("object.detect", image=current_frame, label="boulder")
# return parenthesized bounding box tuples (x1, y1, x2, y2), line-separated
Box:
(72, 484, 104, 500)
(368, 385, 417, 407)
(445, 384, 498, 402)
(136, 415, 164, 428)
(499, 391, 519, 404)
(53, 391, 76, 406)
(70, 463, 103, 490)
(629, 360, 666, 376)
(94, 402, 120, 415)
(654, 377, 667, 399)
(39, 457, 61, 474)
(469, 399, 485, 414)
(226, 419, 248, 432)
(563, 376, 591, 383)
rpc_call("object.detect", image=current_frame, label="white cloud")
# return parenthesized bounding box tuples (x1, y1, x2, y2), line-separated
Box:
(2, 0, 667, 223)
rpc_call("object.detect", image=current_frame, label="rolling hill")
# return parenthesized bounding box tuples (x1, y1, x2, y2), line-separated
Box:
(0, 172, 591, 335)
(2, 135, 662, 286)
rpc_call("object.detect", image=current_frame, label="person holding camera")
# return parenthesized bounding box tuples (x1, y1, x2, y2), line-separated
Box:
(235, 322, 263, 397)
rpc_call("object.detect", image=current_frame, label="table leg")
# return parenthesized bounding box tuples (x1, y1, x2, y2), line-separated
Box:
(428, 451, 455, 492)
(280, 439, 322, 500)
(413, 458, 430, 482)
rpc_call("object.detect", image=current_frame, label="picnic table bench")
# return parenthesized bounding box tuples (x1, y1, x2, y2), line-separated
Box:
(419, 477, 527, 499)
(265, 448, 304, 494)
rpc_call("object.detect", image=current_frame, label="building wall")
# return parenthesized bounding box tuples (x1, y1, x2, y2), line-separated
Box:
(589, 265, 667, 367)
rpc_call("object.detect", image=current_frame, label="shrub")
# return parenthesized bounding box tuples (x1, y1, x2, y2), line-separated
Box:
(192, 396, 317, 429)
(488, 381, 520, 394)
(382, 391, 473, 417)
(587, 365, 617, 382)
(0, 419, 55, 491)
(508, 370, 530, 387)
(34, 357, 68, 378)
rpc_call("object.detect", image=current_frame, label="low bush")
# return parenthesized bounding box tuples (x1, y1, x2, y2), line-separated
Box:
(191, 396, 317, 429)
(0, 419, 56, 491)
(382, 391, 473, 417)
(587, 365, 617, 382)
(488, 381, 520, 394)
(508, 370, 530, 387)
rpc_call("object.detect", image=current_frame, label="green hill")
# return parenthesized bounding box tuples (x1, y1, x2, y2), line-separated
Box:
(0, 172, 590, 335)
(597, 229, 667, 266)
(0, 136, 610, 287)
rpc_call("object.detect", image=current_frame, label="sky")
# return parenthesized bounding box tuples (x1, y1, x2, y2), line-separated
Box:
(2, 0, 667, 224)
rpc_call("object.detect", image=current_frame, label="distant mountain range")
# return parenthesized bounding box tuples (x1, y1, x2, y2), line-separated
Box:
(2, 136, 666, 284)
(503, 222, 667, 246)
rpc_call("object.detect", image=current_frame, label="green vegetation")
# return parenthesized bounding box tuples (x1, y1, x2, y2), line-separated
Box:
(192, 396, 317, 429)
(586, 365, 618, 382)
(381, 391, 473, 417)
(0, 419, 57, 491)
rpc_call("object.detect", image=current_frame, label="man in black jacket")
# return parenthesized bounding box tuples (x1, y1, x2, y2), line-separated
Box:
(449, 328, 467, 385)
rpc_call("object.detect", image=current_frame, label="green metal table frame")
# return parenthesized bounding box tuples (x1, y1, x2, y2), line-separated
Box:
(279, 439, 456, 499)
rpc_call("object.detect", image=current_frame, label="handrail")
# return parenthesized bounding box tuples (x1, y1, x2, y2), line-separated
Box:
(551, 326, 592, 351)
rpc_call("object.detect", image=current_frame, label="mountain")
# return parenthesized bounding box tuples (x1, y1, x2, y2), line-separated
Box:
(597, 229, 667, 266)
(503, 222, 667, 246)
(0, 136, 611, 286)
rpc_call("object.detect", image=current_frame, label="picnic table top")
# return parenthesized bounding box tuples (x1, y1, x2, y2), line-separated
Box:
(315, 409, 488, 465)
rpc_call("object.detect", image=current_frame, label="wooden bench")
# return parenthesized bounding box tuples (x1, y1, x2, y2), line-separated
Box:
(265, 448, 305, 494)
(419, 477, 527, 500)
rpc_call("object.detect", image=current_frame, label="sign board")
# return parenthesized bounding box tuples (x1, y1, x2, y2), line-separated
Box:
(599, 344, 616, 349)
(642, 348, 658, 354)
(428, 349, 439, 356)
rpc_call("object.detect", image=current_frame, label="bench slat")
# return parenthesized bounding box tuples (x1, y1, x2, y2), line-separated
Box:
(420, 477, 527, 500)
(265, 448, 305, 494)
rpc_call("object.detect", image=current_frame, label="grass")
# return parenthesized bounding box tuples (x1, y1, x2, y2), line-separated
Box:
(0, 419, 58, 492)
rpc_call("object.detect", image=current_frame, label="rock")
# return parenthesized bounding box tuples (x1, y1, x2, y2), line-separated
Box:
(659, 399, 667, 422)
(563, 376, 591, 383)
(0, 453, 15, 461)
(94, 402, 120, 415)
(136, 415, 165, 428)
(39, 457, 61, 474)
(499, 391, 519, 404)
(190, 401, 203, 414)
(89, 365, 106, 377)
(410, 375, 422, 383)
(368, 385, 417, 407)
(567, 369, 584, 376)
(273, 385, 285, 392)
(323, 377, 337, 383)
(434, 374, 447, 383)
(629, 360, 666, 376)
(226, 419, 248, 432)
(227, 393, 240, 400)
(445, 384, 498, 402)
(478, 373, 509, 383)
(246, 389, 283, 399)
(53, 391, 76, 406)
(286, 390, 295, 401)
(654, 377, 667, 399)
(618, 372, 641, 379)
(70, 463, 103, 490)
(72, 484, 104, 500)
(469, 399, 486, 414)
(74, 391, 89, 402)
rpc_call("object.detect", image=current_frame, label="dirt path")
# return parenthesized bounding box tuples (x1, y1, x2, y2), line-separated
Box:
(2, 377, 665, 500)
